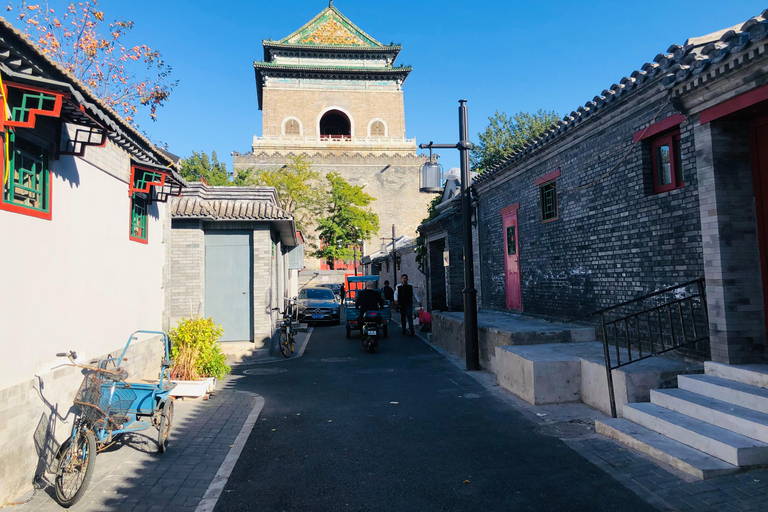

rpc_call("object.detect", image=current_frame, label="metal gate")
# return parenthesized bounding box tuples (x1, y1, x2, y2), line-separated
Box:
(205, 231, 252, 342)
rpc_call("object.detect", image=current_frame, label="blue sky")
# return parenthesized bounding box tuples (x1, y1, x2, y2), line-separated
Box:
(10, 1, 767, 171)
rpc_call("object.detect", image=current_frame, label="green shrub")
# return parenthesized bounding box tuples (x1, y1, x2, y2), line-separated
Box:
(169, 317, 231, 381)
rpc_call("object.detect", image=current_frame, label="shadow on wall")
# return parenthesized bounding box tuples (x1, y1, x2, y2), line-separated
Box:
(30, 374, 79, 495)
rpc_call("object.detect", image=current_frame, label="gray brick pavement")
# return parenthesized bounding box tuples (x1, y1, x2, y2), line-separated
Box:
(9, 382, 256, 512)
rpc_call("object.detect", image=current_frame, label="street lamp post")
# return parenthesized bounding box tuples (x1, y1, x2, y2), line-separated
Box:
(419, 100, 480, 371)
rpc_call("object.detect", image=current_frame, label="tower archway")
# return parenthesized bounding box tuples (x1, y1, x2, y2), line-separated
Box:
(319, 109, 352, 138)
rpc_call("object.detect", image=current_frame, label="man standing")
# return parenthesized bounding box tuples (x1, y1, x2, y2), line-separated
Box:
(394, 274, 420, 335)
(382, 280, 395, 304)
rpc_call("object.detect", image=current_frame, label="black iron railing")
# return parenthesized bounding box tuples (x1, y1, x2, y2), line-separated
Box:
(587, 278, 709, 418)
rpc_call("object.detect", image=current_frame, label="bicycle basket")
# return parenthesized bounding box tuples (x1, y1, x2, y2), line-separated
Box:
(73, 373, 136, 426)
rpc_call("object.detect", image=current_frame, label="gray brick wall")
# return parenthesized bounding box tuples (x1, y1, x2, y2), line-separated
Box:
(169, 219, 205, 324)
(694, 120, 765, 364)
(252, 226, 275, 344)
(474, 89, 704, 321)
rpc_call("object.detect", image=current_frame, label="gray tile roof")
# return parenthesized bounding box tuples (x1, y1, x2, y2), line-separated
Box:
(171, 183, 291, 221)
(474, 9, 768, 186)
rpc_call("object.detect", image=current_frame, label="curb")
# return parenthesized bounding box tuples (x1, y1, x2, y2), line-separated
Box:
(230, 326, 314, 366)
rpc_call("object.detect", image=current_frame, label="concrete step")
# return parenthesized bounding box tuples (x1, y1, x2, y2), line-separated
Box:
(596, 418, 740, 479)
(679, 374, 768, 415)
(622, 402, 768, 466)
(651, 388, 768, 443)
(705, 362, 768, 389)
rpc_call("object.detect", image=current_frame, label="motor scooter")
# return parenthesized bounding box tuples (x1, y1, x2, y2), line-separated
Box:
(361, 310, 381, 353)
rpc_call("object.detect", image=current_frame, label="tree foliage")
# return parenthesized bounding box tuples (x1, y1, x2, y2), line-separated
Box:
(248, 156, 325, 234)
(8, 0, 177, 123)
(313, 172, 379, 268)
(180, 151, 247, 186)
(471, 109, 560, 172)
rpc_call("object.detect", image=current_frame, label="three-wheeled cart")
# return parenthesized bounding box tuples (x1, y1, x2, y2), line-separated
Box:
(344, 275, 392, 338)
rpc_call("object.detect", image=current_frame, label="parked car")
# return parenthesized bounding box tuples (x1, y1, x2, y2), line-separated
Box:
(319, 283, 343, 302)
(297, 287, 341, 325)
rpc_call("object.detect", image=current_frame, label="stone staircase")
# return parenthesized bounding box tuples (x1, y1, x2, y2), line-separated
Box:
(597, 361, 768, 479)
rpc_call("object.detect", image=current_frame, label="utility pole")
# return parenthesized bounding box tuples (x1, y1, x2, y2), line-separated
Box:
(380, 224, 397, 285)
(419, 100, 480, 371)
(391, 224, 396, 285)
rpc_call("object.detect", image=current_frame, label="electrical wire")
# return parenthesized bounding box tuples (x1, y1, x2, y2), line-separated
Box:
(563, 101, 669, 192)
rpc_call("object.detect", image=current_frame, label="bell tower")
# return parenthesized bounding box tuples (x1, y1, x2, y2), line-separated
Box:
(233, 2, 431, 266)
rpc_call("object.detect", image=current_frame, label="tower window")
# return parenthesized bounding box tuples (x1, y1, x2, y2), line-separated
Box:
(370, 121, 385, 137)
(284, 119, 301, 136)
(320, 110, 351, 138)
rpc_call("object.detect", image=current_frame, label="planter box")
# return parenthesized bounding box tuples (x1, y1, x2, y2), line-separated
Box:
(169, 377, 216, 398)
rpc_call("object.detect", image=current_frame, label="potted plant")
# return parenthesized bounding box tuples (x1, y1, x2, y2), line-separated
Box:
(168, 317, 231, 398)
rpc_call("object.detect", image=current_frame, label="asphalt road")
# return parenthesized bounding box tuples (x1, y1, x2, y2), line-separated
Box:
(215, 324, 656, 512)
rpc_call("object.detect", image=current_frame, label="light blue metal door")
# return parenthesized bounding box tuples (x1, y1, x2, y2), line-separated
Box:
(205, 231, 252, 342)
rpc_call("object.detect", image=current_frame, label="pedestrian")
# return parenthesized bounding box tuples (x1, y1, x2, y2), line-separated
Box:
(382, 280, 395, 304)
(394, 274, 420, 335)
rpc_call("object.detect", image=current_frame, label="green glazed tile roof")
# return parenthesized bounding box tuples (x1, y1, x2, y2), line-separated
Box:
(279, 4, 383, 48)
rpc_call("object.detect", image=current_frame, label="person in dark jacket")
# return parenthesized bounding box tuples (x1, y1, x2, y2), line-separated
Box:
(394, 274, 420, 335)
(356, 281, 384, 316)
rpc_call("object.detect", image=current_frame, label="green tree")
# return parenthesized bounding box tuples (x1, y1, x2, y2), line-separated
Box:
(179, 151, 232, 186)
(313, 172, 379, 269)
(248, 156, 325, 234)
(471, 110, 560, 172)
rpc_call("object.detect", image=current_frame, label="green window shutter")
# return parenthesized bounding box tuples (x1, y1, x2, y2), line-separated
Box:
(2, 132, 50, 214)
(130, 194, 149, 242)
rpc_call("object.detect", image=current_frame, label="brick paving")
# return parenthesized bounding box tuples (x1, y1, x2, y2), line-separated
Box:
(10, 382, 257, 512)
(568, 437, 768, 512)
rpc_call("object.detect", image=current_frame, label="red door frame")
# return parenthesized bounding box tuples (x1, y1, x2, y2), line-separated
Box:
(749, 115, 768, 336)
(501, 203, 521, 311)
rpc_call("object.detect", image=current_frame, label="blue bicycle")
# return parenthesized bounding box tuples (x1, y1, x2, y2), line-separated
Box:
(53, 331, 175, 507)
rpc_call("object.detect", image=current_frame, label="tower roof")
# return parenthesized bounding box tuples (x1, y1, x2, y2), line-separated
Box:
(277, 3, 383, 48)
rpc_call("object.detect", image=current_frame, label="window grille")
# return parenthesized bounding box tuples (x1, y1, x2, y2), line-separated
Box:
(9, 90, 58, 124)
(540, 181, 558, 222)
(130, 195, 148, 243)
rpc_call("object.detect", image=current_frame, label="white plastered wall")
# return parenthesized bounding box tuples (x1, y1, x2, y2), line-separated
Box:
(0, 141, 166, 391)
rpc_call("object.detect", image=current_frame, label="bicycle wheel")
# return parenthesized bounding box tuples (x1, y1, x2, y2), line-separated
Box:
(54, 428, 97, 508)
(289, 333, 295, 354)
(157, 398, 174, 453)
(279, 331, 292, 358)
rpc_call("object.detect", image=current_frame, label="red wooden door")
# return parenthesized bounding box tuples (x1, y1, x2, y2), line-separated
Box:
(750, 117, 768, 337)
(502, 205, 521, 310)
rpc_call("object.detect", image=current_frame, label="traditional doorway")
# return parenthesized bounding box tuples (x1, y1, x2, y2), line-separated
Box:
(501, 204, 521, 311)
(205, 231, 253, 342)
(751, 116, 768, 340)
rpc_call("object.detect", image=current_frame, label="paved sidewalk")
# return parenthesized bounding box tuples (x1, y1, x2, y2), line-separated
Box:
(409, 319, 768, 512)
(9, 381, 259, 512)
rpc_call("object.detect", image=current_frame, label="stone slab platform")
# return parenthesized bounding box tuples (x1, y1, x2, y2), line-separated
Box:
(496, 342, 703, 416)
(432, 310, 595, 374)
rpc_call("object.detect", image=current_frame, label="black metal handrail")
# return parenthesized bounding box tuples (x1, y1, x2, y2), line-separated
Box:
(590, 278, 709, 418)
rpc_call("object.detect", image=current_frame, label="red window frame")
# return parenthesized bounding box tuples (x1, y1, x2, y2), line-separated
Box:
(650, 131, 683, 194)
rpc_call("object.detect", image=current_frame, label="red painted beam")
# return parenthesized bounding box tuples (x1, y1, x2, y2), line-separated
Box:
(700, 83, 768, 125)
(633, 114, 686, 142)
